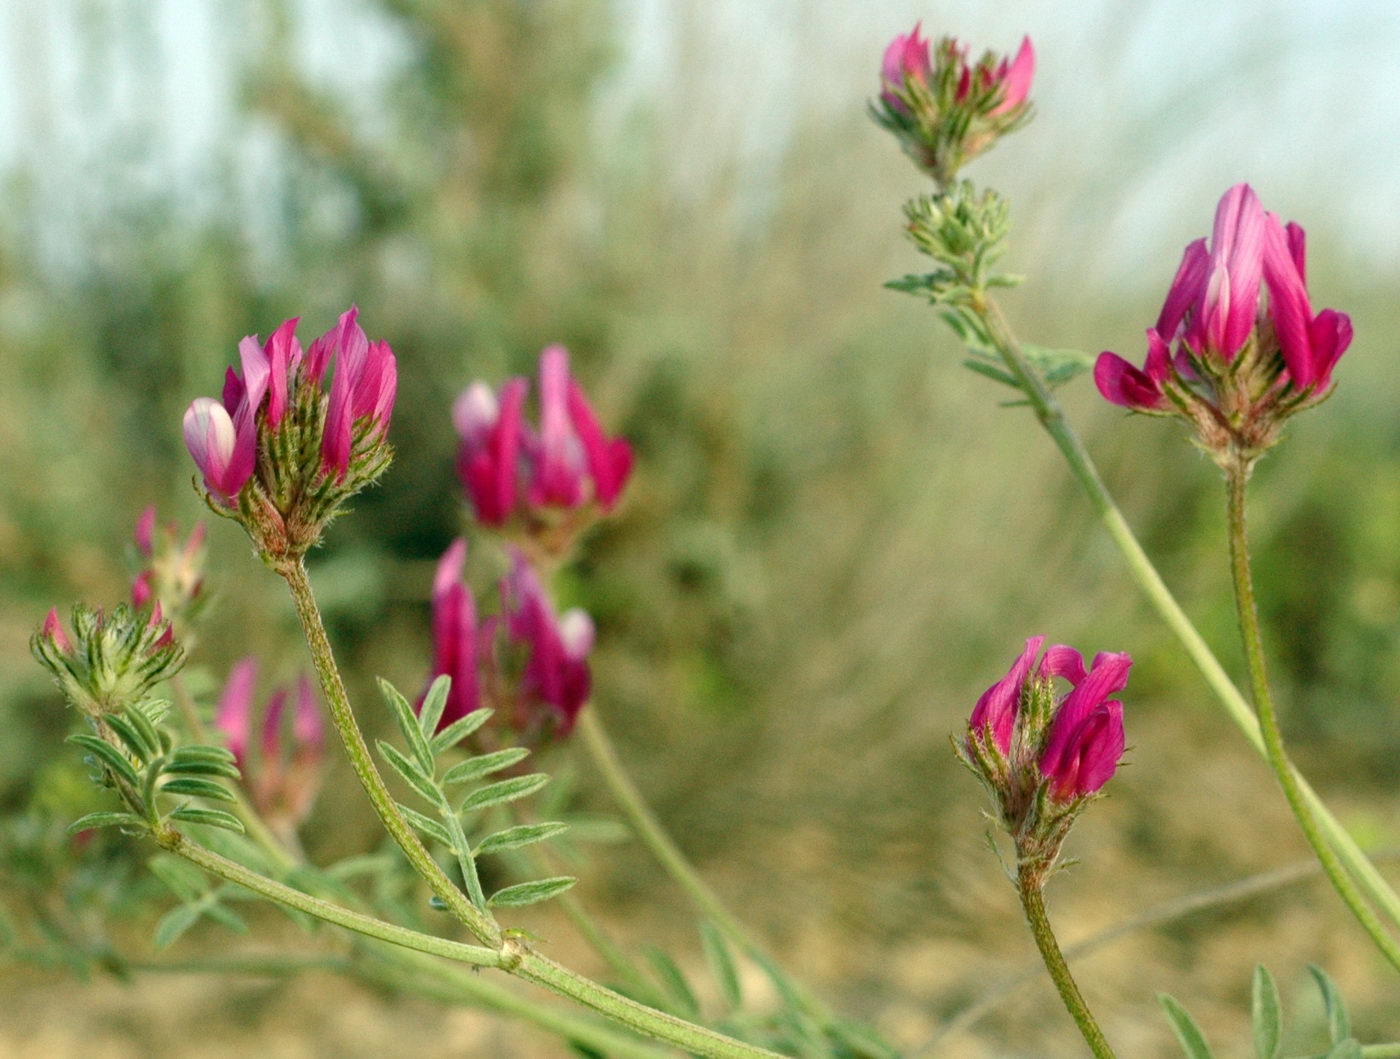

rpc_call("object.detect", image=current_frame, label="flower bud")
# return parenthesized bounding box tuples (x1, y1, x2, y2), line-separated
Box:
(455, 345, 633, 557)
(129, 506, 208, 637)
(181, 308, 397, 561)
(423, 538, 481, 730)
(1095, 184, 1353, 463)
(32, 603, 184, 716)
(873, 28, 1035, 184)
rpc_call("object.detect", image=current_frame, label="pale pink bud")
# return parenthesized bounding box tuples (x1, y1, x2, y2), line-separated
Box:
(183, 397, 253, 503)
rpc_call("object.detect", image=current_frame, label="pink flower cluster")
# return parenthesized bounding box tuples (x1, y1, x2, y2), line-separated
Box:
(183, 308, 397, 506)
(215, 658, 325, 827)
(424, 538, 593, 740)
(455, 345, 633, 531)
(131, 506, 207, 622)
(967, 636, 1129, 802)
(1095, 184, 1352, 449)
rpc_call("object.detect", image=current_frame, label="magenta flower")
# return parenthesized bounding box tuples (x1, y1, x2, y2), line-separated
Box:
(424, 538, 481, 729)
(130, 506, 207, 629)
(988, 36, 1035, 115)
(181, 308, 397, 554)
(968, 635, 1044, 754)
(454, 345, 633, 540)
(880, 23, 932, 110)
(1095, 184, 1352, 454)
(500, 550, 593, 734)
(1037, 647, 1130, 800)
(215, 657, 260, 768)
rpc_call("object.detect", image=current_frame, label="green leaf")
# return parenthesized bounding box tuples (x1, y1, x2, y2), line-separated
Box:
(1251, 965, 1282, 1059)
(1159, 994, 1215, 1059)
(105, 713, 157, 761)
(459, 774, 550, 814)
(67, 733, 141, 788)
(377, 678, 436, 777)
(487, 876, 577, 908)
(561, 814, 630, 845)
(700, 922, 742, 1011)
(153, 903, 203, 949)
(1023, 344, 1095, 387)
(476, 822, 570, 856)
(123, 705, 165, 758)
(148, 854, 208, 902)
(1323, 1041, 1362, 1059)
(1308, 965, 1351, 1043)
(324, 854, 397, 881)
(159, 777, 237, 802)
(171, 744, 237, 764)
(162, 758, 242, 779)
(168, 808, 246, 834)
(417, 675, 451, 738)
(376, 740, 440, 803)
(430, 709, 495, 755)
(644, 946, 700, 1018)
(66, 811, 147, 834)
(962, 359, 1020, 389)
(442, 748, 531, 786)
(203, 902, 249, 934)
(395, 802, 451, 845)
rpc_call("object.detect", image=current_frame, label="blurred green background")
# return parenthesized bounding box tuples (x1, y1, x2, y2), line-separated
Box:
(3, 0, 1399, 1055)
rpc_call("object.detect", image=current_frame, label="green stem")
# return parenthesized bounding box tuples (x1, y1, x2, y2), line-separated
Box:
(156, 827, 503, 968)
(277, 558, 775, 1057)
(436, 790, 489, 910)
(1223, 459, 1400, 972)
(971, 295, 1400, 934)
(1016, 865, 1117, 1059)
(577, 708, 833, 1024)
(277, 557, 501, 945)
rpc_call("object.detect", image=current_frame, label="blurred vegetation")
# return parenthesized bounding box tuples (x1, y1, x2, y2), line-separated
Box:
(2, 1, 1399, 1056)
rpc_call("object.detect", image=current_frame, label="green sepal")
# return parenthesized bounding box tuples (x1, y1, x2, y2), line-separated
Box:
(66, 811, 148, 835)
(153, 904, 202, 949)
(1159, 994, 1215, 1058)
(160, 777, 237, 802)
(417, 675, 451, 738)
(487, 876, 576, 908)
(377, 678, 435, 777)
(376, 740, 439, 803)
(475, 821, 569, 856)
(168, 808, 246, 834)
(1251, 964, 1282, 1059)
(395, 802, 450, 845)
(700, 922, 742, 1011)
(430, 709, 495, 755)
(442, 748, 530, 786)
(459, 774, 549, 814)
(67, 733, 141, 788)
(1309, 965, 1351, 1043)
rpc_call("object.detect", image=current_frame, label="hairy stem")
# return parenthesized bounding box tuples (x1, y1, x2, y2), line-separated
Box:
(1223, 459, 1400, 972)
(1016, 865, 1117, 1059)
(277, 558, 776, 1057)
(577, 707, 833, 1024)
(277, 557, 500, 945)
(970, 293, 1400, 933)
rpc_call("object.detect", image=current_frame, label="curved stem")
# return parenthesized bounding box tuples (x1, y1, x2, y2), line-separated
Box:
(971, 295, 1400, 934)
(157, 827, 504, 968)
(577, 707, 833, 1024)
(1223, 459, 1400, 972)
(277, 557, 500, 945)
(1016, 866, 1116, 1059)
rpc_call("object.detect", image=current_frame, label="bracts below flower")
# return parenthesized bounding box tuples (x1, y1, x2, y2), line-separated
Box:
(958, 636, 1129, 886)
(181, 308, 397, 562)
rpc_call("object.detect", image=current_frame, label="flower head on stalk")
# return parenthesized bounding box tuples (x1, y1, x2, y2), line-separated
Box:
(32, 603, 183, 717)
(1095, 184, 1353, 464)
(130, 506, 208, 639)
(873, 27, 1035, 185)
(421, 539, 593, 747)
(957, 637, 1129, 884)
(214, 657, 324, 830)
(181, 308, 397, 562)
(455, 345, 633, 559)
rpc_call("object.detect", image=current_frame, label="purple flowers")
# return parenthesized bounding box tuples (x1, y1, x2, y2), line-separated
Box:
(182, 308, 397, 557)
(966, 637, 1128, 802)
(423, 538, 594, 742)
(455, 345, 633, 536)
(1095, 184, 1352, 456)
